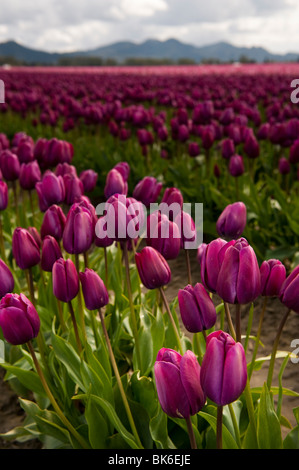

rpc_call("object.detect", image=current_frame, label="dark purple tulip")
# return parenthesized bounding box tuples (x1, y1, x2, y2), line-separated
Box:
(278, 157, 290, 175)
(280, 265, 299, 313)
(229, 154, 245, 177)
(34, 138, 48, 165)
(200, 330, 247, 406)
(154, 348, 206, 419)
(216, 237, 261, 304)
(257, 123, 270, 140)
(55, 162, 77, 178)
(221, 138, 235, 160)
(197, 243, 207, 267)
(216, 202, 247, 240)
(177, 124, 189, 143)
(104, 168, 128, 199)
(147, 217, 181, 260)
(94, 216, 114, 248)
(19, 161, 41, 190)
(220, 107, 235, 126)
(244, 134, 259, 159)
(43, 138, 74, 167)
(113, 161, 130, 180)
(16, 140, 34, 163)
(260, 259, 286, 297)
(214, 164, 221, 178)
(132, 176, 162, 207)
(41, 235, 63, 272)
(178, 283, 216, 333)
(52, 258, 79, 303)
(12, 227, 41, 270)
(0, 293, 40, 345)
(105, 194, 144, 242)
(157, 126, 168, 141)
(135, 246, 171, 289)
(200, 238, 227, 293)
(0, 180, 8, 211)
(79, 268, 109, 310)
(0, 259, 14, 298)
(174, 211, 196, 249)
(0, 133, 9, 151)
(35, 171, 65, 212)
(63, 174, 84, 205)
(161, 187, 183, 220)
(201, 125, 215, 150)
(40, 204, 66, 241)
(27, 226, 42, 249)
(188, 142, 200, 158)
(79, 169, 98, 192)
(63, 203, 94, 255)
(0, 151, 20, 181)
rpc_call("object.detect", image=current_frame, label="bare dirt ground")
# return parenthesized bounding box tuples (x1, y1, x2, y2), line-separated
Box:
(0, 249, 298, 448)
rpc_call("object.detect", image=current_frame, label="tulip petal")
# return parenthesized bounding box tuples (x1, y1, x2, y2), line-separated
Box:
(221, 342, 247, 405)
(180, 350, 206, 415)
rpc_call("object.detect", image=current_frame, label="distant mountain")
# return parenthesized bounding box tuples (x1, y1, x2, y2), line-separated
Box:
(0, 38, 298, 65)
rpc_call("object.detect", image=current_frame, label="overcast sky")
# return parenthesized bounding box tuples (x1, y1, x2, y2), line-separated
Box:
(1, 0, 298, 54)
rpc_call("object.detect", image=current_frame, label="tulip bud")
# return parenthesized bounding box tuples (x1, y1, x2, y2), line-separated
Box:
(244, 134, 259, 159)
(0, 259, 14, 298)
(279, 265, 299, 313)
(0, 151, 20, 181)
(63, 203, 94, 255)
(221, 139, 235, 160)
(147, 216, 181, 260)
(0, 180, 8, 211)
(0, 293, 40, 345)
(135, 246, 171, 289)
(113, 162, 130, 181)
(35, 171, 65, 212)
(17, 140, 34, 164)
(178, 283, 216, 333)
(132, 176, 162, 207)
(289, 139, 299, 164)
(12, 227, 41, 270)
(174, 210, 197, 249)
(79, 169, 98, 193)
(95, 216, 114, 248)
(161, 187, 183, 221)
(79, 269, 109, 310)
(200, 330, 247, 406)
(278, 157, 290, 175)
(260, 259, 286, 297)
(216, 202, 247, 240)
(19, 161, 41, 190)
(216, 237, 261, 304)
(104, 168, 128, 199)
(154, 348, 206, 419)
(200, 238, 227, 293)
(104, 194, 144, 242)
(52, 258, 79, 303)
(27, 226, 42, 248)
(229, 154, 245, 177)
(63, 174, 84, 205)
(40, 204, 66, 241)
(41, 235, 63, 272)
(55, 162, 77, 178)
(188, 142, 200, 158)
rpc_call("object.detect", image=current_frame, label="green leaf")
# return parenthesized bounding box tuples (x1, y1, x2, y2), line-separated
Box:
(85, 394, 109, 449)
(257, 383, 282, 449)
(149, 407, 176, 450)
(51, 332, 84, 390)
(198, 410, 239, 449)
(283, 425, 299, 449)
(0, 363, 46, 397)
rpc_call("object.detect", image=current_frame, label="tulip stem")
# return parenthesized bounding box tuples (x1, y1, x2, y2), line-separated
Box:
(98, 308, 143, 448)
(74, 254, 87, 342)
(0, 214, 6, 262)
(243, 380, 257, 447)
(68, 301, 83, 354)
(235, 304, 241, 343)
(224, 303, 236, 341)
(228, 403, 241, 448)
(57, 299, 67, 333)
(184, 249, 192, 285)
(159, 287, 183, 355)
(123, 242, 142, 371)
(185, 416, 197, 449)
(267, 308, 292, 390)
(12, 180, 20, 225)
(248, 297, 267, 380)
(104, 247, 108, 287)
(29, 189, 35, 226)
(27, 340, 90, 449)
(216, 405, 223, 449)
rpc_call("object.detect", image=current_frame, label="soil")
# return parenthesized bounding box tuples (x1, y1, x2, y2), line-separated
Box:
(0, 249, 298, 448)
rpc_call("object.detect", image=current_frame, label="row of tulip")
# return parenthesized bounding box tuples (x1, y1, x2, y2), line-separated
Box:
(0, 125, 298, 449)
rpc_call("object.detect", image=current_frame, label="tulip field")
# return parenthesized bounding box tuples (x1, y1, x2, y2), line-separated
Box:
(0, 63, 299, 451)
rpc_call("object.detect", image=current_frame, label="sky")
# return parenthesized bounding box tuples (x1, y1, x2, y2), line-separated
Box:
(1, 0, 299, 54)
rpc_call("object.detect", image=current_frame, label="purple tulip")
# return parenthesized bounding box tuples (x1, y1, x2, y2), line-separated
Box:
(95, 216, 114, 248)
(221, 139, 235, 160)
(27, 226, 42, 249)
(174, 211, 197, 249)
(188, 142, 200, 158)
(244, 134, 259, 159)
(41, 235, 63, 272)
(55, 162, 77, 178)
(63, 174, 84, 205)
(19, 161, 41, 190)
(113, 162, 130, 181)
(260, 259, 286, 297)
(178, 283, 217, 333)
(16, 140, 34, 164)
(104, 168, 128, 199)
(147, 217, 181, 260)
(200, 238, 227, 293)
(135, 246, 171, 289)
(0, 181, 8, 211)
(200, 330, 247, 406)
(278, 157, 290, 175)
(35, 171, 65, 212)
(79, 169, 98, 192)
(289, 139, 299, 164)
(79, 269, 109, 310)
(52, 258, 79, 303)
(0, 293, 40, 345)
(40, 204, 66, 241)
(216, 202, 247, 240)
(216, 238, 261, 304)
(154, 348, 206, 419)
(280, 265, 299, 313)
(229, 154, 245, 177)
(105, 194, 144, 242)
(12, 227, 41, 270)
(0, 259, 14, 298)
(0, 151, 20, 181)
(63, 203, 94, 255)
(132, 176, 162, 207)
